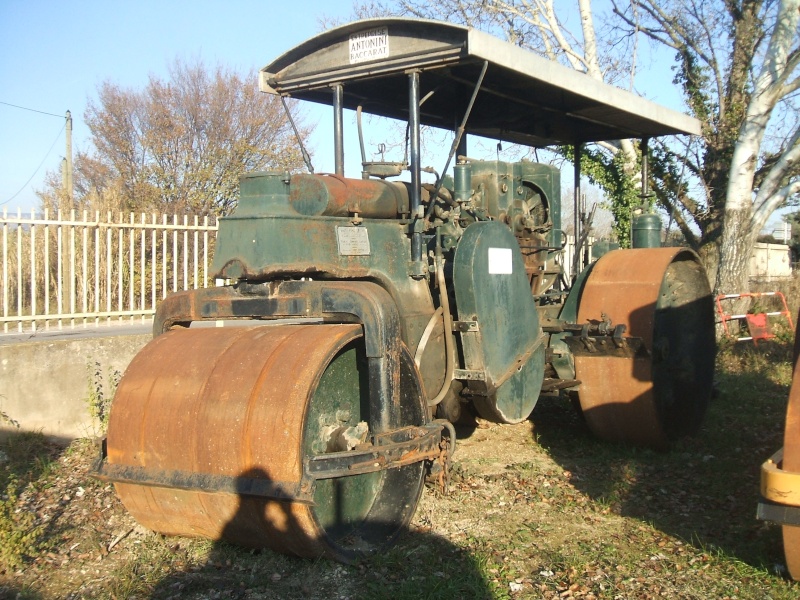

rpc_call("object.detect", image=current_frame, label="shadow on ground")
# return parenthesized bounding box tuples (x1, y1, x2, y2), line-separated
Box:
(0, 584, 42, 600)
(145, 528, 492, 600)
(144, 468, 493, 600)
(529, 340, 792, 571)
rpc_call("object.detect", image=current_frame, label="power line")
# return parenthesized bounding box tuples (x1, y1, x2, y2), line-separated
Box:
(1, 121, 67, 206)
(0, 100, 65, 119)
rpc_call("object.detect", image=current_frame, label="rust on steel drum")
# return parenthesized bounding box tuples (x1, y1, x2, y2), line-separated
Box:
(782, 317, 800, 578)
(574, 248, 715, 448)
(106, 323, 427, 561)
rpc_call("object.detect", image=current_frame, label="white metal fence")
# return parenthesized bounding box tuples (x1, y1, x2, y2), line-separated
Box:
(1, 208, 218, 333)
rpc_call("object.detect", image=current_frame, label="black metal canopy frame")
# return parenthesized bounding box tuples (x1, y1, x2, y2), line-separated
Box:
(261, 18, 699, 146)
(260, 18, 700, 266)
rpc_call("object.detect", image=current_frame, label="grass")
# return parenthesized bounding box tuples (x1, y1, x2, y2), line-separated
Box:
(0, 432, 58, 571)
(516, 335, 798, 596)
(1, 335, 800, 598)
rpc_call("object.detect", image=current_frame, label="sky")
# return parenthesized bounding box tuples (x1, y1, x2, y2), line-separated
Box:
(1, 1, 783, 232)
(0, 0, 357, 212)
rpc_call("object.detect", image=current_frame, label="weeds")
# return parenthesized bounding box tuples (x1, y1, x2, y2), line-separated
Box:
(0, 432, 54, 572)
(84, 361, 121, 436)
(0, 476, 44, 570)
(106, 536, 192, 599)
(0, 397, 20, 430)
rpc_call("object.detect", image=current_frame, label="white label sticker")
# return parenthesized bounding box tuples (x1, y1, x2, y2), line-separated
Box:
(488, 247, 513, 274)
(349, 27, 389, 64)
(336, 227, 371, 256)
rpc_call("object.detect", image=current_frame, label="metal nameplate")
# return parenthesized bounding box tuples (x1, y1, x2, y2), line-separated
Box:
(336, 226, 371, 256)
(349, 26, 389, 64)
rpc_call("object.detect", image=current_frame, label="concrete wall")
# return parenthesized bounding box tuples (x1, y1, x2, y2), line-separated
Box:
(0, 334, 150, 441)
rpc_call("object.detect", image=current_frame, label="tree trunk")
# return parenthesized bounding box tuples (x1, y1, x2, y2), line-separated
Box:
(696, 236, 720, 290)
(715, 205, 756, 318)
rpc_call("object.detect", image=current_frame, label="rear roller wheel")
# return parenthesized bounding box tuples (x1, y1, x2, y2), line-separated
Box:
(573, 248, 715, 448)
(106, 324, 428, 562)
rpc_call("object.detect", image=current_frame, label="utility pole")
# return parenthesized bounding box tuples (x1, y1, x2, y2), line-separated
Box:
(64, 110, 73, 204)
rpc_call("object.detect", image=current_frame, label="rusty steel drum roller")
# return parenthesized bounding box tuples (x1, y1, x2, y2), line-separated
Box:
(760, 313, 800, 578)
(105, 323, 428, 562)
(573, 248, 715, 448)
(781, 356, 800, 579)
(773, 315, 800, 578)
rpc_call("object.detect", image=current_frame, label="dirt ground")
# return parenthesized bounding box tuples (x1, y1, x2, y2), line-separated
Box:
(2, 380, 799, 600)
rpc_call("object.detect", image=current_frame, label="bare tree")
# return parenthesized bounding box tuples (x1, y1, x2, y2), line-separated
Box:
(40, 58, 310, 216)
(613, 0, 800, 294)
(562, 185, 615, 239)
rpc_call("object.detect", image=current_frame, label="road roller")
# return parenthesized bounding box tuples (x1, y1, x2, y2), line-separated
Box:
(759, 312, 800, 578)
(94, 18, 716, 561)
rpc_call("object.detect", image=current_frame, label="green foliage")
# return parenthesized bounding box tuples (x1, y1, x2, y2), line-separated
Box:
(672, 46, 715, 130)
(84, 361, 121, 436)
(0, 475, 44, 570)
(648, 141, 703, 248)
(0, 432, 53, 572)
(561, 145, 641, 248)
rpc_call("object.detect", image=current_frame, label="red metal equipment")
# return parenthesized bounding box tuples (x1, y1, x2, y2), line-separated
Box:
(715, 292, 794, 344)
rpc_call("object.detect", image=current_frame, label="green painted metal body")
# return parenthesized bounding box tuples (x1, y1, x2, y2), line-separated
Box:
(304, 340, 379, 532)
(212, 172, 434, 341)
(467, 160, 561, 249)
(452, 221, 546, 422)
(550, 262, 597, 382)
(632, 213, 662, 248)
(212, 171, 445, 395)
(591, 240, 620, 260)
(210, 165, 558, 419)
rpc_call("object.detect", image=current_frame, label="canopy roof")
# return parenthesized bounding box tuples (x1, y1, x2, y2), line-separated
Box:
(260, 18, 700, 148)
